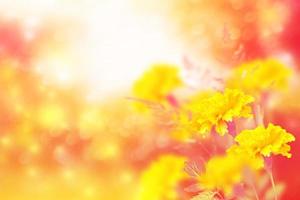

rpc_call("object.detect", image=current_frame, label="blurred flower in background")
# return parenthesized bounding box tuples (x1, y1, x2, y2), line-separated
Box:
(0, 0, 299, 200)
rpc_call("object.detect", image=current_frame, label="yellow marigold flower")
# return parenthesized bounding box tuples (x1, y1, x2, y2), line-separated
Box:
(178, 89, 254, 136)
(133, 64, 182, 103)
(234, 123, 295, 159)
(198, 154, 245, 195)
(227, 59, 291, 96)
(137, 155, 187, 200)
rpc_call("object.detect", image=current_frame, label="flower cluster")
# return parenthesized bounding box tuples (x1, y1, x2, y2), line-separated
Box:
(199, 123, 295, 195)
(133, 58, 295, 200)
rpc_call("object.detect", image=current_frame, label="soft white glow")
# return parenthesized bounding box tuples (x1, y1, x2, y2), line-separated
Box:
(79, 0, 182, 95)
(0, 0, 182, 97)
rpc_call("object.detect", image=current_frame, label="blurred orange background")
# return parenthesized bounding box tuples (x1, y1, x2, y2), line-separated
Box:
(0, 0, 299, 200)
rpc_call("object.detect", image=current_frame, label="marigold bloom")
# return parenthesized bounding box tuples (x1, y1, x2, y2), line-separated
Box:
(234, 123, 295, 158)
(198, 154, 245, 195)
(227, 59, 291, 96)
(137, 155, 187, 200)
(133, 64, 182, 103)
(177, 89, 254, 137)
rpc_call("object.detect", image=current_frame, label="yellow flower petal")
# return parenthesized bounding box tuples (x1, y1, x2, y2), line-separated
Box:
(177, 89, 254, 137)
(137, 155, 187, 200)
(133, 64, 182, 103)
